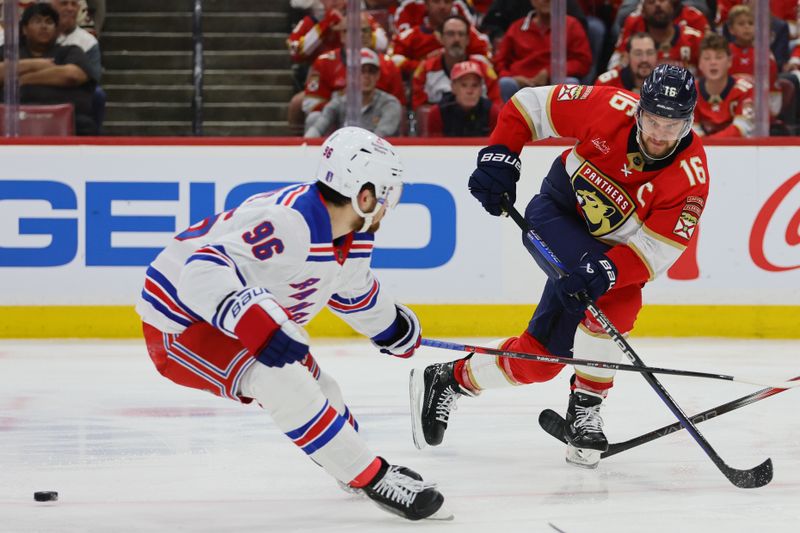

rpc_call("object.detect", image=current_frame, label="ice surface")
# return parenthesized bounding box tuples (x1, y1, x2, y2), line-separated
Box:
(1, 338, 799, 532)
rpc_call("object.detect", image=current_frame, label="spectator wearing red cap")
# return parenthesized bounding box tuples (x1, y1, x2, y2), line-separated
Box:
(304, 48, 402, 137)
(411, 15, 501, 109)
(425, 60, 500, 136)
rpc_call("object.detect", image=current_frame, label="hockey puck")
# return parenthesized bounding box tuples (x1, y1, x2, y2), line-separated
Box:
(34, 491, 58, 502)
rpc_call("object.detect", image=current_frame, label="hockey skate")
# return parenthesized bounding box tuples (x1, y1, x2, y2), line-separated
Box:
(409, 361, 472, 449)
(363, 458, 452, 521)
(564, 390, 609, 469)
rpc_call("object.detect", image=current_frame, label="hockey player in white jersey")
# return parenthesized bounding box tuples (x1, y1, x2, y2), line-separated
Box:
(135, 127, 451, 521)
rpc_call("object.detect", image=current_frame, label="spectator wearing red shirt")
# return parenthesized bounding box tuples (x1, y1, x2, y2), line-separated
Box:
(390, 0, 491, 76)
(494, 0, 592, 102)
(726, 5, 784, 118)
(393, 0, 475, 32)
(425, 60, 500, 136)
(726, 5, 779, 86)
(693, 32, 754, 138)
(596, 32, 656, 93)
(609, 0, 703, 71)
(411, 15, 500, 108)
(717, 1, 792, 70)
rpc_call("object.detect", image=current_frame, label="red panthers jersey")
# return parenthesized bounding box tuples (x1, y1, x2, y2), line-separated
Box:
(303, 48, 405, 114)
(729, 42, 778, 87)
(390, 23, 490, 75)
(489, 84, 709, 288)
(694, 76, 754, 137)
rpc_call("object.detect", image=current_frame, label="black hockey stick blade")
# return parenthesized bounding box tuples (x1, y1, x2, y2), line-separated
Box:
(538, 409, 774, 488)
(722, 458, 773, 489)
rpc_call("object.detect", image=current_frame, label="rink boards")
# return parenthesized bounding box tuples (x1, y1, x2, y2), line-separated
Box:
(0, 138, 798, 338)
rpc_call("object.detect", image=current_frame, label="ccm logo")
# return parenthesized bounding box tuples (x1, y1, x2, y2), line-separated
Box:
(480, 153, 521, 171)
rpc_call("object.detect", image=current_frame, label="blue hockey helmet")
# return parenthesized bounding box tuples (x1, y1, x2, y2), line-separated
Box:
(638, 64, 697, 120)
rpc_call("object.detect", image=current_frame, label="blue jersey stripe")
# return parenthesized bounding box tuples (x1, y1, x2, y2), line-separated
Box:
(286, 400, 329, 440)
(141, 290, 194, 327)
(145, 266, 204, 321)
(302, 413, 346, 454)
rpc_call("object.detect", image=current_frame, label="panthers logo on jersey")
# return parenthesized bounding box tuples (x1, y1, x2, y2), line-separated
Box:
(572, 161, 635, 236)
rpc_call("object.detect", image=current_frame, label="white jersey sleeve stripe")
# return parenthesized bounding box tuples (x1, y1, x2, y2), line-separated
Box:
(328, 280, 380, 314)
(186, 245, 246, 285)
(141, 266, 203, 327)
(510, 86, 559, 140)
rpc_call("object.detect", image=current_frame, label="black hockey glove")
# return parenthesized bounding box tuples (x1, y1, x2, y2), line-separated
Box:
(468, 145, 521, 216)
(555, 253, 617, 314)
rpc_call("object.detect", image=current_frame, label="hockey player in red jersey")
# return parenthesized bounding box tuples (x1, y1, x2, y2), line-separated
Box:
(693, 33, 754, 138)
(137, 127, 451, 521)
(411, 65, 709, 469)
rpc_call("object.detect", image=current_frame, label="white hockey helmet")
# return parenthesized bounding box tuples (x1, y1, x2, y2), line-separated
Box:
(315, 127, 404, 230)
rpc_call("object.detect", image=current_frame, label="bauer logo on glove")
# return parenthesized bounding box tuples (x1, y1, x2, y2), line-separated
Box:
(479, 152, 522, 171)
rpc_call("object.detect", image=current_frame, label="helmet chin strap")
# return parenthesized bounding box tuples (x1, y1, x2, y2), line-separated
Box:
(352, 197, 382, 233)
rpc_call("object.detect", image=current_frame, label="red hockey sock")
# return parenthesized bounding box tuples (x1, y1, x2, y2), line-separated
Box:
(348, 457, 383, 488)
(572, 373, 614, 397)
(453, 358, 479, 392)
(502, 331, 566, 384)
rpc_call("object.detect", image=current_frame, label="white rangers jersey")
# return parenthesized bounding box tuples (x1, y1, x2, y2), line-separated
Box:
(136, 182, 398, 339)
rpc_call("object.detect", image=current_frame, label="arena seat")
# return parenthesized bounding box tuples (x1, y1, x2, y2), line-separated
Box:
(0, 103, 75, 136)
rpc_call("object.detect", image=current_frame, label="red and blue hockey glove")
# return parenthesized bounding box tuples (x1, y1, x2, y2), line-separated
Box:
(370, 303, 421, 358)
(555, 253, 617, 314)
(468, 145, 521, 216)
(218, 287, 309, 368)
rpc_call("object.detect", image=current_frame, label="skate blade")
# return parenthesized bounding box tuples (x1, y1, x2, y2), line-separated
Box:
(426, 502, 454, 521)
(409, 369, 428, 450)
(565, 445, 601, 469)
(336, 480, 366, 498)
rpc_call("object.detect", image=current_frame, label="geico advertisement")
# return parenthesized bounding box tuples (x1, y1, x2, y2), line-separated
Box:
(0, 144, 798, 306)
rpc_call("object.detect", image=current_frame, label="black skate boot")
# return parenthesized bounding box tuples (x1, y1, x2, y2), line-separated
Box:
(564, 390, 609, 469)
(409, 360, 473, 449)
(362, 458, 453, 521)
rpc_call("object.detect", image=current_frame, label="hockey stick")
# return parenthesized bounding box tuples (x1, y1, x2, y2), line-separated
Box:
(502, 198, 773, 489)
(420, 338, 800, 389)
(537, 376, 800, 459)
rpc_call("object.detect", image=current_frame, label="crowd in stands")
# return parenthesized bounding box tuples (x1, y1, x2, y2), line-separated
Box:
(288, 0, 800, 138)
(0, 0, 104, 135)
